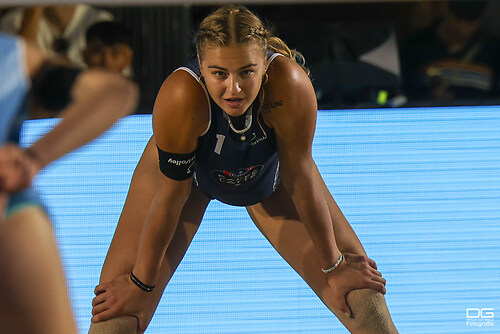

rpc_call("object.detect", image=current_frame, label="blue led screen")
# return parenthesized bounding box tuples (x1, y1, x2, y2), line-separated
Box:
(20, 106, 500, 333)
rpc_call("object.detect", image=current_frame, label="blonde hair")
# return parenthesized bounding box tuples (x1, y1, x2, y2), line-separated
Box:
(195, 5, 309, 75)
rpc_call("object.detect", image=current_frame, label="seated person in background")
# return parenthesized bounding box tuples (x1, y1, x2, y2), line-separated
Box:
(399, 0, 500, 104)
(83, 21, 133, 77)
(0, 4, 113, 66)
(0, 32, 138, 334)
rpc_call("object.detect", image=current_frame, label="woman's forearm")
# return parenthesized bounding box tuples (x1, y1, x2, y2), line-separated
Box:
(286, 166, 342, 270)
(28, 70, 138, 171)
(132, 178, 191, 286)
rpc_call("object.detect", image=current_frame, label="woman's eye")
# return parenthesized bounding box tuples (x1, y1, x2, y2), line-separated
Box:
(241, 70, 254, 76)
(213, 71, 227, 78)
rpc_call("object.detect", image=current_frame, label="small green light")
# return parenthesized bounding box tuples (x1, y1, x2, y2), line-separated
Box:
(377, 90, 388, 105)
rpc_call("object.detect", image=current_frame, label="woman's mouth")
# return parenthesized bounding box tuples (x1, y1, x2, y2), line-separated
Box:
(224, 98, 243, 108)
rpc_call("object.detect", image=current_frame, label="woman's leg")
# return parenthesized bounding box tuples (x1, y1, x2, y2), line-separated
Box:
(89, 137, 211, 334)
(0, 206, 77, 334)
(246, 183, 398, 334)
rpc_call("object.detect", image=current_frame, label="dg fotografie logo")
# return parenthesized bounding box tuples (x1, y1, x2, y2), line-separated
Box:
(466, 308, 494, 327)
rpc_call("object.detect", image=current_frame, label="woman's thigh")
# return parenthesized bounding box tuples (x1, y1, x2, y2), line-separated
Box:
(246, 184, 398, 334)
(0, 206, 77, 334)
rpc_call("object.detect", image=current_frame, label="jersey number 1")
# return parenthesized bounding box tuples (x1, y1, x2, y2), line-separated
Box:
(214, 134, 225, 155)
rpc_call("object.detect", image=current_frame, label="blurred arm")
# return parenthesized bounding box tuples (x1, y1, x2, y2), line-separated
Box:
(26, 69, 138, 172)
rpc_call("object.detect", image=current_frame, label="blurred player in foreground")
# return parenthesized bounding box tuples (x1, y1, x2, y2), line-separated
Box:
(0, 32, 138, 334)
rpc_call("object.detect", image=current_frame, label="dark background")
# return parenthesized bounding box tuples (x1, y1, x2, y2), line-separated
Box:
(4, 1, 498, 112)
(106, 2, 417, 112)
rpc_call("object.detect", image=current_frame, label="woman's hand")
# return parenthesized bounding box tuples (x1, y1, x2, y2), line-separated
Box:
(0, 144, 40, 193)
(91, 273, 152, 332)
(325, 253, 386, 317)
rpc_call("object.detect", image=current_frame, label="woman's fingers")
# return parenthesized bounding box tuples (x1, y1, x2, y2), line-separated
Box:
(371, 273, 387, 286)
(368, 257, 378, 270)
(369, 266, 383, 277)
(91, 299, 109, 316)
(94, 283, 107, 296)
(368, 280, 387, 295)
(91, 308, 116, 323)
(92, 292, 107, 307)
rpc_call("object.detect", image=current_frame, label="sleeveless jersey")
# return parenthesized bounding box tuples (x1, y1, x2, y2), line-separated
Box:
(0, 33, 30, 145)
(177, 53, 282, 206)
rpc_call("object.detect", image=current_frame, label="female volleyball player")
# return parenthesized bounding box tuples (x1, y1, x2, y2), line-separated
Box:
(90, 5, 398, 334)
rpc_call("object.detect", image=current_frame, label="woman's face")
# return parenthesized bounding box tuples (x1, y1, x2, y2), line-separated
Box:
(199, 43, 266, 117)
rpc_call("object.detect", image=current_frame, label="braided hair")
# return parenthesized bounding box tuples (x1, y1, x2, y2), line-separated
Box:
(195, 5, 309, 75)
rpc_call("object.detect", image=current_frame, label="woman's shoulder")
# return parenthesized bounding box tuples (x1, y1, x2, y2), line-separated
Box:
(157, 69, 207, 110)
(262, 55, 316, 127)
(265, 54, 314, 102)
(266, 55, 311, 91)
(153, 68, 209, 137)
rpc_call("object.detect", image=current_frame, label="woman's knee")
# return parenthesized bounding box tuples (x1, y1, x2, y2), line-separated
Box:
(344, 288, 398, 334)
(89, 316, 138, 334)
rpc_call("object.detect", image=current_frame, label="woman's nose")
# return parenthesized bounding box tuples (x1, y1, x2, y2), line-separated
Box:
(227, 75, 241, 94)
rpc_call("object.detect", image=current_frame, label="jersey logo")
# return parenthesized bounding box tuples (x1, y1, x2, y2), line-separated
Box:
(249, 132, 267, 146)
(211, 165, 264, 187)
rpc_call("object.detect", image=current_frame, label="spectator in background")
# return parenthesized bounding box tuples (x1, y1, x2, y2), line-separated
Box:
(0, 32, 138, 334)
(399, 0, 500, 104)
(0, 5, 113, 66)
(407, 1, 442, 33)
(83, 21, 134, 77)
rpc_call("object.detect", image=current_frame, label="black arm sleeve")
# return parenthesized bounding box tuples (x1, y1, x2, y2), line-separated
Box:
(157, 145, 196, 181)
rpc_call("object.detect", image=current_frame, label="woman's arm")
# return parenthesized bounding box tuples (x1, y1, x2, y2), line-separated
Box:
(265, 57, 385, 315)
(0, 40, 138, 194)
(265, 57, 340, 270)
(26, 69, 138, 169)
(91, 70, 208, 330)
(133, 70, 208, 285)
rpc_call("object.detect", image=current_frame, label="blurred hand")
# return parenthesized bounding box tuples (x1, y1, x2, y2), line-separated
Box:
(0, 144, 40, 193)
(324, 253, 386, 317)
(91, 273, 152, 332)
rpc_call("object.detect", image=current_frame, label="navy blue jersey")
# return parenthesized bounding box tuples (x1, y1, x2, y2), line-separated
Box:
(177, 53, 282, 206)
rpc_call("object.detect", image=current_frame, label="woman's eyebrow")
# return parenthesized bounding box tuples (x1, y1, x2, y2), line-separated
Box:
(207, 63, 257, 71)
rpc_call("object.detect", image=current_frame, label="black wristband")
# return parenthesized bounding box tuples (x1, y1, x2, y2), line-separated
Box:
(130, 272, 155, 292)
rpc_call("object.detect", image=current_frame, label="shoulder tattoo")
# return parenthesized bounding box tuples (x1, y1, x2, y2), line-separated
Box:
(262, 99, 283, 113)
